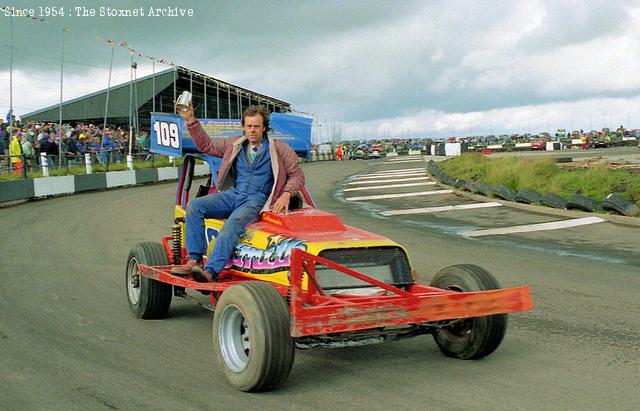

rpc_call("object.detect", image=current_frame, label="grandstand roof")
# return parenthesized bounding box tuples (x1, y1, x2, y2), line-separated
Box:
(21, 65, 291, 127)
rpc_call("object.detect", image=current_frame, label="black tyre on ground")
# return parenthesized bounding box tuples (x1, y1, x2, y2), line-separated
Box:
(492, 184, 516, 201)
(477, 182, 493, 197)
(515, 188, 543, 204)
(125, 242, 173, 319)
(454, 178, 467, 189)
(566, 194, 600, 212)
(442, 175, 456, 186)
(465, 181, 479, 193)
(601, 193, 640, 217)
(212, 282, 294, 392)
(540, 192, 566, 209)
(429, 265, 507, 360)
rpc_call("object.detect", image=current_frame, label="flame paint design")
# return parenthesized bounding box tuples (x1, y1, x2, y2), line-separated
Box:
(226, 234, 308, 274)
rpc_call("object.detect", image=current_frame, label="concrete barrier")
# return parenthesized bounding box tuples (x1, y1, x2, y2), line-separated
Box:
(0, 179, 35, 202)
(134, 169, 159, 184)
(444, 143, 461, 156)
(546, 142, 562, 151)
(0, 165, 187, 204)
(74, 174, 107, 192)
(194, 164, 210, 176)
(157, 167, 179, 181)
(105, 170, 137, 188)
(33, 175, 75, 197)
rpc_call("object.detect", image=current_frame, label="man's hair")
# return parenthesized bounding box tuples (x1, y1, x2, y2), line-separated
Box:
(242, 105, 270, 130)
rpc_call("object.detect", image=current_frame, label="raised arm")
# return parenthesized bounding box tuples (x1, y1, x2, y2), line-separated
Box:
(177, 101, 230, 156)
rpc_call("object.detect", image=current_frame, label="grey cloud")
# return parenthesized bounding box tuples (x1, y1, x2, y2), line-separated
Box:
(2, 0, 640, 128)
(516, 0, 630, 52)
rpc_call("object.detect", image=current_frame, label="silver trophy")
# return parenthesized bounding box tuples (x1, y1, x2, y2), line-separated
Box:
(176, 91, 192, 112)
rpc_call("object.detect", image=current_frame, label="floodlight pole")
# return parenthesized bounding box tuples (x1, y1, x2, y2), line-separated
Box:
(8, 15, 14, 173)
(58, 28, 66, 168)
(101, 44, 114, 154)
(129, 51, 134, 147)
(152, 60, 156, 112)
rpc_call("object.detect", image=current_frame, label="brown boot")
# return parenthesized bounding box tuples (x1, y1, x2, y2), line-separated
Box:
(170, 259, 200, 275)
(191, 266, 215, 283)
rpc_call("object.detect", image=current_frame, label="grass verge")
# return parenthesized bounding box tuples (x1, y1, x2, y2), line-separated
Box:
(438, 153, 640, 206)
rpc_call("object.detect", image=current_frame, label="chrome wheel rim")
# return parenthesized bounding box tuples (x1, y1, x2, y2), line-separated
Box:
(126, 257, 141, 305)
(218, 304, 250, 372)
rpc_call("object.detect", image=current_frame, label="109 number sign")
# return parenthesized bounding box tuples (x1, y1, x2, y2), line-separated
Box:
(153, 120, 180, 149)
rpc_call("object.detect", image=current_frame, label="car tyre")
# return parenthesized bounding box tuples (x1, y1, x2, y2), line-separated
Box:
(454, 178, 467, 189)
(540, 192, 566, 209)
(566, 194, 600, 212)
(126, 242, 172, 319)
(492, 184, 516, 201)
(465, 181, 480, 193)
(477, 182, 493, 197)
(601, 193, 640, 217)
(213, 282, 294, 392)
(515, 188, 543, 204)
(429, 264, 507, 360)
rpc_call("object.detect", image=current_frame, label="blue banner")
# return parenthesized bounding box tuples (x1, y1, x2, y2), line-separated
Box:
(150, 112, 312, 158)
(150, 113, 188, 157)
(270, 113, 313, 158)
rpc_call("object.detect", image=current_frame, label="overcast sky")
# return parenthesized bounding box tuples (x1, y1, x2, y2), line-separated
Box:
(1, 0, 640, 139)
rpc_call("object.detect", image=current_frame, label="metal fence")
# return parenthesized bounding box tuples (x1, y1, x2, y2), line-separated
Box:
(0, 149, 164, 179)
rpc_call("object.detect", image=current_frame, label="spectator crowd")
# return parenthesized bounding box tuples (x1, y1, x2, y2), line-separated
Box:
(0, 117, 150, 175)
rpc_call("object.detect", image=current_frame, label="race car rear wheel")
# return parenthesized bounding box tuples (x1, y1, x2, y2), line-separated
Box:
(429, 264, 507, 360)
(125, 242, 172, 319)
(213, 282, 294, 392)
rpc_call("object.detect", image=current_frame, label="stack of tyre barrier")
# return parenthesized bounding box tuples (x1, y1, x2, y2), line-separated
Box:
(426, 160, 639, 217)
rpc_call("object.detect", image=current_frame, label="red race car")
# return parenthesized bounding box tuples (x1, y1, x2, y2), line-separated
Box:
(126, 153, 533, 392)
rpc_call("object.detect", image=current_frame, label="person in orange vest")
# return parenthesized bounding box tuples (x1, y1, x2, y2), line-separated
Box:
(335, 145, 343, 160)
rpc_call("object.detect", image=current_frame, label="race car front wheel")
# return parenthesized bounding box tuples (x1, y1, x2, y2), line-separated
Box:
(429, 264, 507, 360)
(213, 282, 294, 392)
(125, 242, 172, 319)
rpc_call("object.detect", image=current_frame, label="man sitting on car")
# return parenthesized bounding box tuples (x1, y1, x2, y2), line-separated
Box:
(171, 103, 305, 282)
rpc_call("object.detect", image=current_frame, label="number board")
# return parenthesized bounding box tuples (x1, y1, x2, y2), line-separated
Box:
(150, 113, 184, 157)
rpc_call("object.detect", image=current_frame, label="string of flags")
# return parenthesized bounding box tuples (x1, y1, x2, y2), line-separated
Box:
(1, 6, 279, 104)
(1, 6, 176, 67)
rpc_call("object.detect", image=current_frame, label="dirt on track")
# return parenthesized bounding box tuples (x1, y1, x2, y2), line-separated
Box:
(1, 159, 639, 410)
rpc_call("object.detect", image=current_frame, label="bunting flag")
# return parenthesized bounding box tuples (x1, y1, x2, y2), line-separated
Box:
(1, 7, 177, 66)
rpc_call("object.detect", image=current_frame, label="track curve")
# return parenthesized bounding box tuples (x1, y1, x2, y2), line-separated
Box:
(1, 160, 638, 410)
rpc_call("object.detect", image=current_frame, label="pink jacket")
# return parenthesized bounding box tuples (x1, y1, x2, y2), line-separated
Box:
(186, 120, 305, 211)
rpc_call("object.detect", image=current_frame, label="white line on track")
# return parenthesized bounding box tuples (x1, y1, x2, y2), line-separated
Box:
(355, 171, 426, 180)
(380, 202, 503, 216)
(381, 160, 425, 164)
(363, 170, 426, 175)
(346, 190, 453, 201)
(344, 182, 436, 192)
(363, 167, 425, 174)
(460, 216, 605, 237)
(386, 156, 423, 161)
(348, 176, 431, 185)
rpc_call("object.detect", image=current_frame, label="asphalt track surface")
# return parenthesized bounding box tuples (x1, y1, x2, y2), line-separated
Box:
(1, 159, 639, 410)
